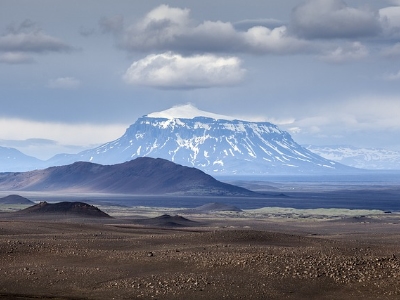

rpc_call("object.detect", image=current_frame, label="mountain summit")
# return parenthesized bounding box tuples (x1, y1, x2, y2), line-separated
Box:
(45, 104, 351, 175)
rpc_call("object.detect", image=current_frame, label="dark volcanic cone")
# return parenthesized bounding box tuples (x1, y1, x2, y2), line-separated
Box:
(19, 201, 111, 218)
(0, 194, 34, 205)
(133, 214, 197, 227)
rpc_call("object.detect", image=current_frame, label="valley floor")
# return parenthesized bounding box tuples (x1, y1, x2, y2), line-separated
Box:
(0, 212, 400, 299)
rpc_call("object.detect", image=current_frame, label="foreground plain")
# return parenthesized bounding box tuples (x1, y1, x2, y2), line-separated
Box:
(0, 213, 400, 299)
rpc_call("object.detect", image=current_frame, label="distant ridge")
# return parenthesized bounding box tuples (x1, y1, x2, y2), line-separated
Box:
(0, 157, 257, 196)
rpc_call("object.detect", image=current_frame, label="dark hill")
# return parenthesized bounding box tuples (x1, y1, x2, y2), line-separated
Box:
(19, 201, 111, 218)
(0, 157, 257, 196)
(132, 214, 197, 227)
(0, 194, 34, 205)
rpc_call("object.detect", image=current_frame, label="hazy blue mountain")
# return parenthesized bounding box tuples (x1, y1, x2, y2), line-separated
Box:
(0, 194, 34, 205)
(0, 146, 43, 172)
(306, 145, 400, 170)
(45, 105, 353, 175)
(0, 157, 257, 196)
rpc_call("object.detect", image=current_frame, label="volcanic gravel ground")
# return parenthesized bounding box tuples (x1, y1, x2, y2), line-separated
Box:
(0, 220, 399, 299)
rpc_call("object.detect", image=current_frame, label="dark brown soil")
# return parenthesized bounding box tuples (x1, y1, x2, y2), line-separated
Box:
(0, 218, 399, 299)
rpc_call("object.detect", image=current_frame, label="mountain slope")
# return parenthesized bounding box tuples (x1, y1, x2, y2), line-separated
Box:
(306, 145, 400, 170)
(0, 157, 257, 196)
(46, 105, 352, 175)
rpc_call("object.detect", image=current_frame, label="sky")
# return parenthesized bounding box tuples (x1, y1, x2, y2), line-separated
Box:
(1, 0, 400, 160)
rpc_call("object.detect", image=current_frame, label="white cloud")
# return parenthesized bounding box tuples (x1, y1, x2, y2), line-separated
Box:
(47, 77, 81, 89)
(123, 52, 246, 89)
(290, 0, 381, 39)
(111, 5, 310, 55)
(319, 42, 369, 63)
(243, 26, 311, 54)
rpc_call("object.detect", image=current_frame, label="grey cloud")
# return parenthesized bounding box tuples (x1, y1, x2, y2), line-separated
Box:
(0, 20, 73, 55)
(290, 0, 382, 39)
(382, 43, 400, 58)
(107, 5, 311, 55)
(319, 42, 369, 64)
(79, 26, 97, 37)
(99, 15, 124, 34)
(380, 6, 400, 39)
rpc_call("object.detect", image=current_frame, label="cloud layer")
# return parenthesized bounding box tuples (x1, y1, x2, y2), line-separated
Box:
(123, 52, 246, 89)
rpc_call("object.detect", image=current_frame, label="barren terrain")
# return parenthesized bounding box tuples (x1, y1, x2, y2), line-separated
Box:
(1, 210, 400, 299)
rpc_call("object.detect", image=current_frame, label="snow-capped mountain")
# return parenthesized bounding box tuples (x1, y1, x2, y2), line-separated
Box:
(0, 146, 43, 172)
(306, 145, 400, 170)
(45, 104, 351, 175)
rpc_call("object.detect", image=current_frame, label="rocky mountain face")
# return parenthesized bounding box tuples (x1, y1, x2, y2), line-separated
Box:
(306, 145, 400, 170)
(0, 157, 257, 196)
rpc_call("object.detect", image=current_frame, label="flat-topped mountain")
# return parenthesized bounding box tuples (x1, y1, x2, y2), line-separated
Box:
(0, 157, 256, 196)
(42, 104, 354, 175)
